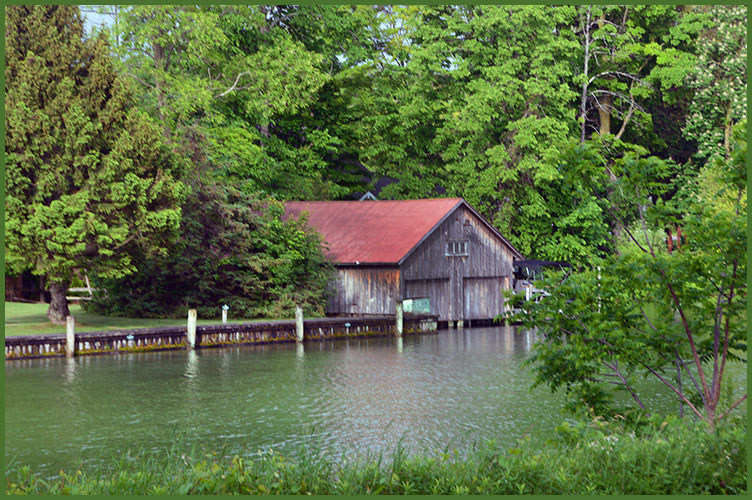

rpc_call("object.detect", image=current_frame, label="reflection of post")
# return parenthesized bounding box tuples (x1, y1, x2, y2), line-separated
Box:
(185, 349, 199, 379)
(295, 305, 304, 343)
(64, 356, 77, 384)
(65, 315, 75, 358)
(187, 309, 197, 349)
(296, 342, 305, 360)
(497, 324, 512, 354)
(395, 301, 403, 337)
(397, 336, 403, 353)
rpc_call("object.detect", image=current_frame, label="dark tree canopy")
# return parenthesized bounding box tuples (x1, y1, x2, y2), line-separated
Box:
(86, 185, 332, 319)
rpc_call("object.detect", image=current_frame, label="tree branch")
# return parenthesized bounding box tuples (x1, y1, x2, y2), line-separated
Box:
(663, 279, 712, 408)
(604, 360, 646, 411)
(636, 185, 655, 257)
(675, 348, 705, 408)
(588, 70, 652, 87)
(644, 364, 705, 421)
(215, 71, 253, 98)
(603, 204, 649, 253)
(613, 97, 636, 141)
(715, 258, 739, 407)
(639, 305, 657, 331)
(718, 394, 747, 422)
(125, 72, 155, 89)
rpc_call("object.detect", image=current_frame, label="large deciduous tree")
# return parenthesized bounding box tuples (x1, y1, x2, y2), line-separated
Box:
(106, 5, 355, 200)
(348, 5, 581, 257)
(5, 6, 186, 323)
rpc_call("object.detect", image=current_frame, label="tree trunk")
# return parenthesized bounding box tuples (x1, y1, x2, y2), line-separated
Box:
(152, 41, 171, 141)
(39, 274, 46, 303)
(598, 93, 612, 135)
(579, 6, 592, 144)
(47, 281, 70, 324)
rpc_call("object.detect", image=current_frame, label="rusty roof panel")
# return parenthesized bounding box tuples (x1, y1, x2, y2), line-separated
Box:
(285, 198, 463, 264)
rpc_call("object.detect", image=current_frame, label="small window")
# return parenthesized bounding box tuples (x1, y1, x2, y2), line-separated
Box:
(446, 240, 468, 257)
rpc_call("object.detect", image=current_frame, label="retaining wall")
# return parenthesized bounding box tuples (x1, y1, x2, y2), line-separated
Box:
(5, 314, 439, 360)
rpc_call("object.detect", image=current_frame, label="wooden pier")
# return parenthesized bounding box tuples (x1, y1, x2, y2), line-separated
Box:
(4, 313, 439, 360)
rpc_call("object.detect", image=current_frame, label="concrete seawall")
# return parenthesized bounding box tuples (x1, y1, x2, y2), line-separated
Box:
(5, 314, 439, 360)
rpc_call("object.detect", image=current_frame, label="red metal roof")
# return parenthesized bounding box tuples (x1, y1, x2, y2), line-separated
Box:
(285, 198, 464, 264)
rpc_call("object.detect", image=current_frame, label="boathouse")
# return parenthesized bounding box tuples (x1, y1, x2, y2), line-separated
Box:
(285, 198, 524, 325)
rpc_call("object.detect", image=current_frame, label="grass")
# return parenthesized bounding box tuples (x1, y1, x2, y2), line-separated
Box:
(3, 302, 278, 337)
(5, 416, 746, 495)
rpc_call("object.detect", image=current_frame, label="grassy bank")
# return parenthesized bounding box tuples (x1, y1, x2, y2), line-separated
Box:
(3, 302, 277, 337)
(6, 417, 746, 495)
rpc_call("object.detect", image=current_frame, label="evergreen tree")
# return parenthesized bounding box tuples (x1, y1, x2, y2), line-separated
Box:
(5, 6, 186, 323)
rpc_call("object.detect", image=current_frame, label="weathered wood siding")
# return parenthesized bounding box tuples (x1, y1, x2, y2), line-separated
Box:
(327, 266, 400, 315)
(401, 205, 516, 321)
(404, 277, 450, 318)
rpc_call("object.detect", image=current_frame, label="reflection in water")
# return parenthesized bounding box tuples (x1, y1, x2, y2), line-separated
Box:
(184, 349, 199, 379)
(5, 326, 744, 478)
(63, 357, 77, 385)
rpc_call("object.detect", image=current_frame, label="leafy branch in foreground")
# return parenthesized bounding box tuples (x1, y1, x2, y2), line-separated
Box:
(509, 125, 746, 429)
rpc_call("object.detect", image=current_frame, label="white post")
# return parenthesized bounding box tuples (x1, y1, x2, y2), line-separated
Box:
(187, 309, 197, 349)
(295, 305, 304, 342)
(65, 315, 75, 358)
(395, 301, 403, 337)
(222, 309, 228, 324)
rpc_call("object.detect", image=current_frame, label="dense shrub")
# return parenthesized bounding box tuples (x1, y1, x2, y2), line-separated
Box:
(84, 185, 333, 319)
(6, 417, 746, 494)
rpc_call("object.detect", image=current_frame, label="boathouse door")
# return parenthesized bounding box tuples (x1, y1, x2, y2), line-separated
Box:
(463, 276, 507, 320)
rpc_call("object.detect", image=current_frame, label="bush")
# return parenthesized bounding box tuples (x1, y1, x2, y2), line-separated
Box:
(85, 186, 333, 320)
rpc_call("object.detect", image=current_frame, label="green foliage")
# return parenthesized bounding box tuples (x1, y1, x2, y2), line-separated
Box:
(86, 186, 332, 319)
(6, 417, 746, 494)
(683, 6, 747, 165)
(106, 5, 363, 200)
(575, 5, 701, 140)
(6, 5, 745, 324)
(4, 6, 186, 320)
(508, 127, 747, 427)
(525, 140, 612, 267)
(349, 6, 580, 248)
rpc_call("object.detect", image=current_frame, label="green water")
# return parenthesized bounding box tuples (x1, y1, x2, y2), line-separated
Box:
(4, 326, 746, 477)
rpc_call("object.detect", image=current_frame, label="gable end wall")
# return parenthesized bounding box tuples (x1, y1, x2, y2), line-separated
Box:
(400, 205, 516, 321)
